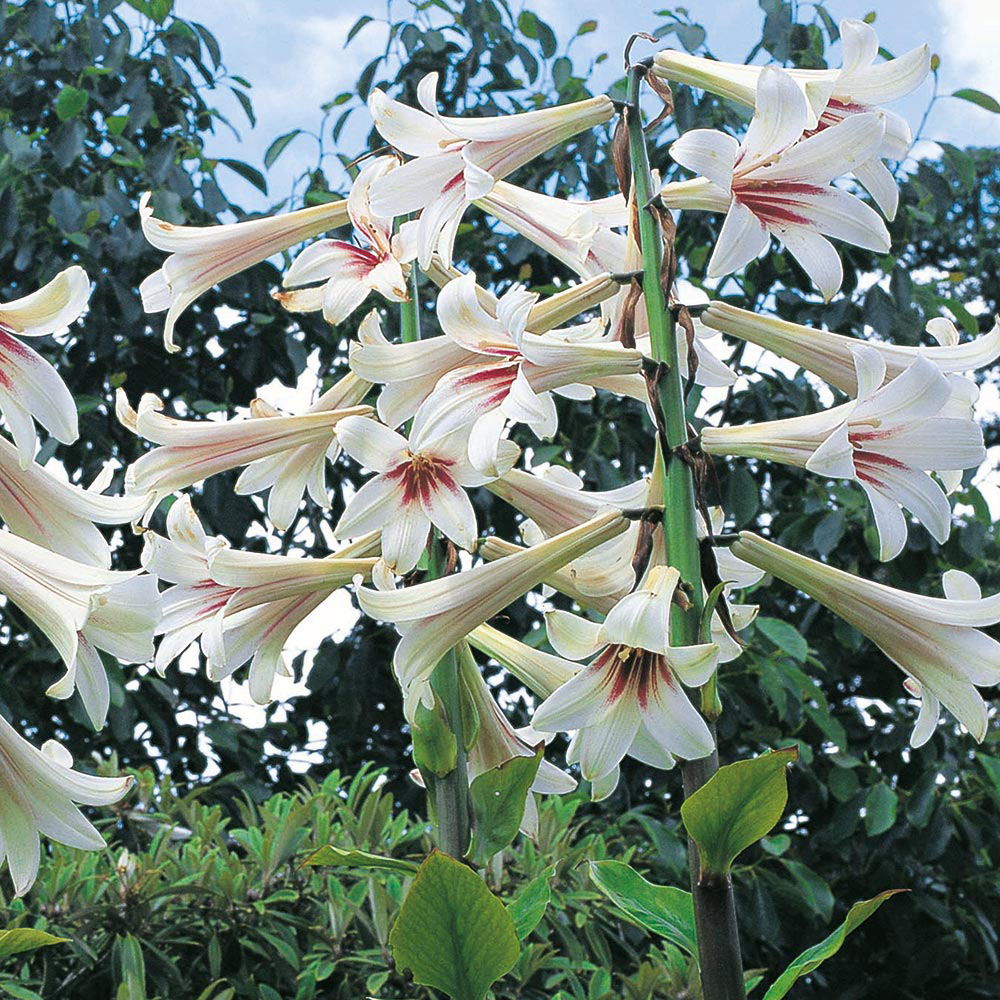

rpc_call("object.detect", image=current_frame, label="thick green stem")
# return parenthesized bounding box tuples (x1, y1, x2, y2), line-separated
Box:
(625, 64, 745, 1000)
(399, 266, 470, 859)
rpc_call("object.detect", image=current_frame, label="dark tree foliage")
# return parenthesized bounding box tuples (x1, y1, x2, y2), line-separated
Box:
(1, 0, 998, 997)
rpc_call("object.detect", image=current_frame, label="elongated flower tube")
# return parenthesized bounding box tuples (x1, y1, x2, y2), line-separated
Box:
(367, 72, 614, 267)
(730, 532, 1000, 744)
(661, 67, 890, 301)
(475, 180, 628, 279)
(356, 510, 629, 716)
(117, 390, 370, 522)
(277, 157, 409, 323)
(46, 576, 162, 730)
(0, 437, 150, 567)
(530, 566, 718, 793)
(234, 371, 373, 530)
(703, 350, 985, 561)
(654, 19, 929, 217)
(202, 535, 379, 704)
(0, 266, 90, 466)
(410, 273, 642, 472)
(487, 464, 650, 598)
(702, 302, 1000, 396)
(0, 529, 136, 670)
(335, 414, 516, 578)
(138, 192, 350, 352)
(0, 716, 132, 896)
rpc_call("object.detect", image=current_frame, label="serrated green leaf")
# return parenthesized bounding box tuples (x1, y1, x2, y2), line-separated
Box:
(389, 851, 519, 1000)
(468, 748, 542, 864)
(588, 861, 697, 956)
(952, 88, 1000, 113)
(300, 845, 419, 874)
(762, 891, 906, 999)
(55, 85, 88, 121)
(0, 929, 68, 957)
(681, 746, 798, 878)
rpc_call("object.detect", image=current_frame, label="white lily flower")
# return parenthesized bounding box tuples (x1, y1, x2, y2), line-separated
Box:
(0, 436, 149, 567)
(277, 157, 410, 323)
(202, 534, 379, 704)
(703, 350, 985, 561)
(530, 565, 718, 789)
(654, 20, 929, 218)
(0, 266, 90, 466)
(139, 192, 350, 352)
(702, 302, 1000, 396)
(234, 371, 373, 530)
(410, 272, 642, 473)
(335, 413, 514, 577)
(0, 716, 132, 896)
(367, 72, 614, 268)
(731, 533, 1000, 745)
(475, 180, 628, 279)
(142, 496, 239, 675)
(356, 510, 628, 715)
(0, 528, 136, 670)
(117, 389, 369, 522)
(46, 576, 162, 730)
(661, 67, 890, 301)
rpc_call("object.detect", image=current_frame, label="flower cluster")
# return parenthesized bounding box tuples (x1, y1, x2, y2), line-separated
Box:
(0, 20, 995, 896)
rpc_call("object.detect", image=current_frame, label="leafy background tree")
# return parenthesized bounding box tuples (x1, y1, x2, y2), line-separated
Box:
(1, 0, 998, 996)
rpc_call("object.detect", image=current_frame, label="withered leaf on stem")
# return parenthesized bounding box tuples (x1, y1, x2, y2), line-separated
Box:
(645, 74, 674, 133)
(612, 112, 632, 201)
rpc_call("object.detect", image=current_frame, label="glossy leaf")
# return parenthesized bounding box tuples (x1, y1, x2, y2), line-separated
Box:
(0, 929, 68, 957)
(389, 851, 519, 1000)
(507, 866, 555, 940)
(681, 747, 799, 878)
(468, 748, 542, 864)
(301, 846, 419, 874)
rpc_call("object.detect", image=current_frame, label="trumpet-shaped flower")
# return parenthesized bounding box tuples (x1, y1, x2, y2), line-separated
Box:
(0, 529, 136, 670)
(46, 575, 162, 730)
(410, 273, 642, 472)
(730, 532, 1000, 745)
(0, 266, 90, 466)
(277, 157, 409, 323)
(661, 67, 890, 301)
(367, 73, 614, 267)
(702, 302, 1000, 397)
(704, 351, 984, 560)
(233, 371, 372, 530)
(654, 20, 929, 217)
(138, 192, 350, 352)
(530, 566, 718, 789)
(0, 437, 150, 567)
(0, 716, 132, 896)
(202, 535, 378, 704)
(356, 510, 629, 715)
(335, 414, 515, 577)
(117, 390, 369, 522)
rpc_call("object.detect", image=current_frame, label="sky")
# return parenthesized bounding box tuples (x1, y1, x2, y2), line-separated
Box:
(175, 0, 1000, 207)
(157, 0, 1000, 752)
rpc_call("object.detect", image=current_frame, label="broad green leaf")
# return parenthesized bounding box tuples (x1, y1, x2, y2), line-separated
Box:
(219, 158, 267, 195)
(681, 746, 798, 878)
(301, 846, 419, 874)
(468, 749, 542, 864)
(507, 866, 554, 940)
(952, 88, 1000, 113)
(864, 783, 897, 837)
(762, 890, 906, 999)
(264, 130, 302, 169)
(756, 618, 808, 662)
(389, 851, 519, 1000)
(55, 86, 87, 121)
(0, 929, 68, 957)
(588, 861, 697, 956)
